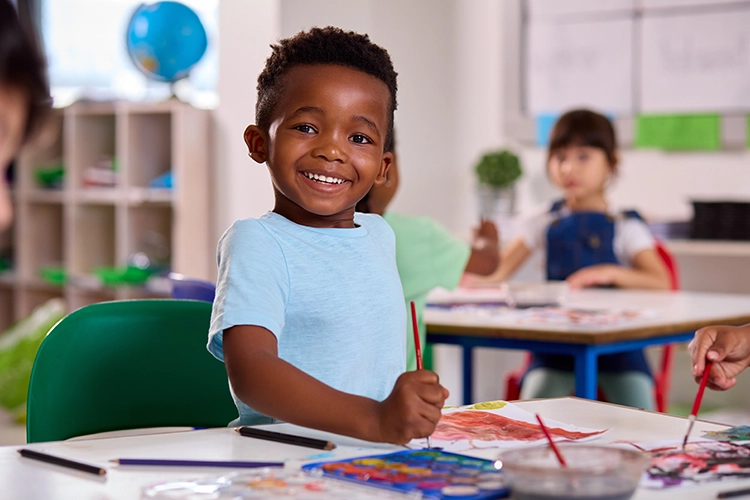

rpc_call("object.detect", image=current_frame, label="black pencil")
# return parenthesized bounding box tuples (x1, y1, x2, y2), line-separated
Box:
(113, 458, 284, 468)
(237, 426, 336, 450)
(718, 487, 750, 499)
(18, 448, 107, 476)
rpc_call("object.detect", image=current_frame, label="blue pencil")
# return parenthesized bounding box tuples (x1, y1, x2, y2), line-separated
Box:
(113, 458, 284, 468)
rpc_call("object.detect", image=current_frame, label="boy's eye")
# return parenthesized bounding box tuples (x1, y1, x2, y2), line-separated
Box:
(294, 124, 316, 134)
(350, 134, 371, 145)
(578, 153, 589, 162)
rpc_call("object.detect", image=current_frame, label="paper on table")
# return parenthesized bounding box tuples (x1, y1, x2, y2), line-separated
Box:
(409, 400, 608, 452)
(619, 439, 750, 489)
(510, 307, 659, 328)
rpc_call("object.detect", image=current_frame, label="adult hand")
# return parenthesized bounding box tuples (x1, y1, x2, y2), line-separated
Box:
(688, 324, 750, 391)
(375, 370, 448, 444)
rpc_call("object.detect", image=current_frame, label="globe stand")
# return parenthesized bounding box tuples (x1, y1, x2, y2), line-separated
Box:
(168, 81, 179, 101)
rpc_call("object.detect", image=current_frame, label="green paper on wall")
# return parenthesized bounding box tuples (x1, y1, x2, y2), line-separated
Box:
(635, 114, 721, 151)
(747, 115, 750, 148)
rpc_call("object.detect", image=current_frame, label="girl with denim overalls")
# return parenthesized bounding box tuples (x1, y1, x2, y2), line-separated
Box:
(467, 109, 671, 409)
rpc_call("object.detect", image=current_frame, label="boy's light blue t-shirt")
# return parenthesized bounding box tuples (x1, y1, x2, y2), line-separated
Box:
(208, 212, 406, 425)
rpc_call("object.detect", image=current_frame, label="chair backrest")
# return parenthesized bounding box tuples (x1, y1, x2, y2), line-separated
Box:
(654, 240, 680, 291)
(169, 273, 216, 302)
(653, 240, 680, 412)
(26, 299, 237, 443)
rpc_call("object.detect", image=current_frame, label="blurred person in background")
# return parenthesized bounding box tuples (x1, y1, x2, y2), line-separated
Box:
(0, 0, 51, 230)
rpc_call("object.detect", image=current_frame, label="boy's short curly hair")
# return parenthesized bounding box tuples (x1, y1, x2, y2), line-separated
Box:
(0, 0, 51, 143)
(256, 26, 398, 152)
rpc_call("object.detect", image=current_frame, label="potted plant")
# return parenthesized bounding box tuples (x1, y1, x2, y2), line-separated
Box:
(475, 149, 522, 218)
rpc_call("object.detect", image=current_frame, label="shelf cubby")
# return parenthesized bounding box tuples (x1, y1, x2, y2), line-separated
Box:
(17, 202, 63, 283)
(67, 204, 116, 277)
(65, 105, 117, 192)
(121, 111, 172, 189)
(125, 205, 172, 272)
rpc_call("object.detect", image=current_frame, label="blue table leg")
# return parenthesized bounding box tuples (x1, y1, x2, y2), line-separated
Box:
(574, 347, 598, 400)
(463, 346, 473, 405)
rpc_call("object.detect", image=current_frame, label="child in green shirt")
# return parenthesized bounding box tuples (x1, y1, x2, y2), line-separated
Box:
(357, 139, 500, 370)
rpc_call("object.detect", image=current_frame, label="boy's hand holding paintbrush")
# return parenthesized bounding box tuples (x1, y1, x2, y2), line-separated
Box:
(375, 370, 448, 445)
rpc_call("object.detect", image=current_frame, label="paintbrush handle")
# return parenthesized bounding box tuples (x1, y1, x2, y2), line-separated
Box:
(691, 360, 713, 416)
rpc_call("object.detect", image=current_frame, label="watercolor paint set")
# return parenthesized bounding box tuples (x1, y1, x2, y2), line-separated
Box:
(301, 449, 509, 499)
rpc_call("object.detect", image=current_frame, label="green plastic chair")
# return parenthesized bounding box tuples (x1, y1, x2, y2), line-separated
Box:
(26, 299, 237, 443)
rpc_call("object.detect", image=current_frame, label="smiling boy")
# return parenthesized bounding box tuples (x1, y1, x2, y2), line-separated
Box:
(208, 27, 448, 444)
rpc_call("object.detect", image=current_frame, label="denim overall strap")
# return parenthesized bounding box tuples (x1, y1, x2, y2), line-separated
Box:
(546, 210, 619, 281)
(526, 205, 652, 378)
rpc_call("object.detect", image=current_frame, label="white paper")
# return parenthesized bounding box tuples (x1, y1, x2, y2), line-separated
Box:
(409, 401, 608, 452)
(640, 8, 750, 112)
(526, 18, 634, 114)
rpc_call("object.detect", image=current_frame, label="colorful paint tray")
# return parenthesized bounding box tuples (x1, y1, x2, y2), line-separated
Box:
(302, 449, 509, 499)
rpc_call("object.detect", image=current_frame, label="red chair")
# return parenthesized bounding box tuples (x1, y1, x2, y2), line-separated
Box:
(503, 240, 680, 412)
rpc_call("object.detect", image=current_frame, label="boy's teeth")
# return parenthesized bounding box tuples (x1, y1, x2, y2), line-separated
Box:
(305, 172, 343, 184)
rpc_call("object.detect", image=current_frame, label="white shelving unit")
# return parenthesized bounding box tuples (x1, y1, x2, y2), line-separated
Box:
(0, 100, 213, 330)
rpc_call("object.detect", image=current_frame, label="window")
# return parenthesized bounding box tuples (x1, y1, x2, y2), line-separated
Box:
(42, 0, 218, 108)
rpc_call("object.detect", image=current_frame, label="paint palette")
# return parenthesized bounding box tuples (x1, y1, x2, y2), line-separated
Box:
(302, 449, 509, 499)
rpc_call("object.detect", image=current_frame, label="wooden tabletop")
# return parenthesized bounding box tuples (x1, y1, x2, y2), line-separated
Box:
(425, 288, 750, 344)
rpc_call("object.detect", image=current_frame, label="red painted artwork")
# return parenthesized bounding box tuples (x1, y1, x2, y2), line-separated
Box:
(432, 410, 608, 442)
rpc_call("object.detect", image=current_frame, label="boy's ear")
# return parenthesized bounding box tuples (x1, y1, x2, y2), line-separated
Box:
(244, 125, 268, 163)
(373, 151, 393, 187)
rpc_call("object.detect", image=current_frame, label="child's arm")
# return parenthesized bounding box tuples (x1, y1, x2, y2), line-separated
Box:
(565, 248, 670, 290)
(464, 236, 531, 285)
(689, 323, 750, 391)
(464, 219, 500, 276)
(223, 325, 449, 444)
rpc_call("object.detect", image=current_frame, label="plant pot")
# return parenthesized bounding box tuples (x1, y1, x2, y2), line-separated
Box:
(478, 184, 516, 219)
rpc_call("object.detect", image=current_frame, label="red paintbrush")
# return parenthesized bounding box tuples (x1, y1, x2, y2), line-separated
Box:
(410, 301, 423, 370)
(682, 360, 713, 449)
(410, 301, 430, 448)
(535, 413, 567, 467)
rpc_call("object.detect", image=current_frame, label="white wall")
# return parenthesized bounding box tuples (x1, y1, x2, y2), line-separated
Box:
(215, 0, 279, 244)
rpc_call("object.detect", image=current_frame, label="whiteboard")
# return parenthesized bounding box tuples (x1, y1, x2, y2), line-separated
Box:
(526, 18, 634, 114)
(527, 0, 635, 19)
(640, 8, 750, 112)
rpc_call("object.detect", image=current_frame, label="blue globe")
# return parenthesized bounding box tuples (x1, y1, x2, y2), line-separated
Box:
(126, 2, 208, 82)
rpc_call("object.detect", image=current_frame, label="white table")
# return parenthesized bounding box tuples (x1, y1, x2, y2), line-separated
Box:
(426, 288, 750, 403)
(2, 397, 746, 499)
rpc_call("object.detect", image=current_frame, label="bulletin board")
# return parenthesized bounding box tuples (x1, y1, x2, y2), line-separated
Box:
(522, 0, 750, 148)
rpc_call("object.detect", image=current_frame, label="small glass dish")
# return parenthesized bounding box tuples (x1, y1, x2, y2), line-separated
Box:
(499, 444, 648, 500)
(505, 281, 569, 308)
